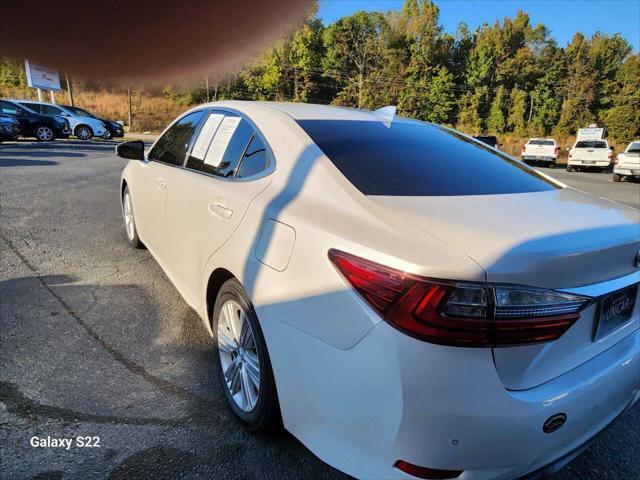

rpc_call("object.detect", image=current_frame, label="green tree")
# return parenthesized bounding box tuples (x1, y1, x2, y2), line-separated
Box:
(603, 54, 640, 141)
(487, 85, 507, 133)
(507, 88, 528, 135)
(323, 11, 388, 107)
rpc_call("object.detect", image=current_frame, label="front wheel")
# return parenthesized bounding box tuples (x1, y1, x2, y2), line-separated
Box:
(35, 125, 55, 141)
(122, 186, 143, 248)
(213, 278, 280, 432)
(75, 125, 93, 140)
(103, 129, 113, 140)
(613, 173, 622, 182)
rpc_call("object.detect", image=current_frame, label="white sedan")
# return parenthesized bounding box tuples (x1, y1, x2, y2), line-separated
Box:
(117, 101, 640, 480)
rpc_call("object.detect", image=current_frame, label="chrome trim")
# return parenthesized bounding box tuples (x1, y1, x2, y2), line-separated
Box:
(560, 271, 640, 298)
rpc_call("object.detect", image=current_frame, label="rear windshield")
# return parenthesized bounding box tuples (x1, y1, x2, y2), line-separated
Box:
(575, 141, 607, 148)
(297, 119, 558, 196)
(528, 139, 555, 146)
(64, 106, 92, 117)
(627, 142, 640, 153)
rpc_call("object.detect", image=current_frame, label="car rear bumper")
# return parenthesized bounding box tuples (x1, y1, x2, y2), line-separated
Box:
(522, 155, 556, 163)
(568, 159, 611, 167)
(614, 166, 640, 176)
(262, 309, 640, 480)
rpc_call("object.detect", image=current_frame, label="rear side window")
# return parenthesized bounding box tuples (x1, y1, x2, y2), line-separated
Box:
(297, 120, 558, 196)
(148, 110, 205, 166)
(18, 102, 41, 113)
(575, 141, 607, 148)
(627, 143, 640, 153)
(186, 111, 254, 178)
(529, 139, 555, 146)
(40, 105, 64, 115)
(236, 134, 271, 179)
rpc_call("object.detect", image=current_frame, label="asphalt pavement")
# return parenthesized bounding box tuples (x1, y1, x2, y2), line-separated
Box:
(1, 140, 638, 480)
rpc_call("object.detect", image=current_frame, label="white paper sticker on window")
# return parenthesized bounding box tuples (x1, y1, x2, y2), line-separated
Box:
(204, 116, 241, 167)
(191, 113, 224, 160)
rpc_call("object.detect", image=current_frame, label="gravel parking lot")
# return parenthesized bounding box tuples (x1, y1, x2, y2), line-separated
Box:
(1, 140, 638, 480)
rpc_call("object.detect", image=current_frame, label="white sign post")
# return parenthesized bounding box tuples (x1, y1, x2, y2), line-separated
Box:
(25, 60, 61, 104)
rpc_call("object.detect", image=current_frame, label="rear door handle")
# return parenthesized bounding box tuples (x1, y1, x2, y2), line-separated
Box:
(208, 202, 233, 219)
(155, 178, 167, 190)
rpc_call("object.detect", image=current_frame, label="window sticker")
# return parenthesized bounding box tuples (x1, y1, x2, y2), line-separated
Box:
(191, 113, 224, 160)
(204, 116, 242, 167)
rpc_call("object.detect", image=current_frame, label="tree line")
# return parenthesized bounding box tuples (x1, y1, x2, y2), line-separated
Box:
(221, 0, 639, 142)
(1, 0, 638, 142)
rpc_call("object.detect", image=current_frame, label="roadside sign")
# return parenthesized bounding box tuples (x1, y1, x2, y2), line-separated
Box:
(577, 127, 605, 141)
(24, 60, 61, 91)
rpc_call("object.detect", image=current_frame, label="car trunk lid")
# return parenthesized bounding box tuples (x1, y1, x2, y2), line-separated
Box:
(369, 188, 640, 389)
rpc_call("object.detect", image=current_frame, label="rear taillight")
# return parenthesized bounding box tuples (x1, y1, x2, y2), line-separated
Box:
(329, 250, 591, 347)
(521, 145, 526, 153)
(554, 146, 560, 155)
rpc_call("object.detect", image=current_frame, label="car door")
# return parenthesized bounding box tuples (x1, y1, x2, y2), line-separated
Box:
(132, 110, 206, 269)
(164, 109, 274, 304)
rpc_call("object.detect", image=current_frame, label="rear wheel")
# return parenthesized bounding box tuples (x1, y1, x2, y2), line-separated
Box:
(566, 165, 574, 172)
(75, 125, 93, 140)
(613, 173, 622, 182)
(213, 278, 280, 432)
(35, 125, 54, 141)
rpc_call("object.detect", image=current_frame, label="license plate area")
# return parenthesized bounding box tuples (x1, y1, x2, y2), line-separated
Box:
(583, 160, 596, 164)
(594, 285, 638, 340)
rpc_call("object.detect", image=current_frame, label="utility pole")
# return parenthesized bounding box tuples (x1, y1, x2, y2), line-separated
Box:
(127, 82, 132, 130)
(50, 90, 56, 103)
(204, 75, 210, 102)
(65, 74, 74, 106)
(227, 70, 231, 98)
(37, 88, 43, 102)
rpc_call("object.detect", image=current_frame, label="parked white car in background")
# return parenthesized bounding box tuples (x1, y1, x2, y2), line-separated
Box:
(116, 101, 640, 480)
(567, 139, 613, 172)
(613, 141, 640, 182)
(521, 138, 559, 167)
(16, 100, 107, 140)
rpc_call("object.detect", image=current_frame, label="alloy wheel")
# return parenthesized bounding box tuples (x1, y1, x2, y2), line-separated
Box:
(217, 299, 261, 412)
(77, 126, 92, 140)
(123, 192, 135, 241)
(36, 126, 53, 141)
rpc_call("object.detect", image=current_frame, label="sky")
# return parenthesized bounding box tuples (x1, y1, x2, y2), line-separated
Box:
(317, 0, 640, 51)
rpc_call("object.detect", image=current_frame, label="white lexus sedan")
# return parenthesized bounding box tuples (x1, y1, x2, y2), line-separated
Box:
(117, 101, 640, 480)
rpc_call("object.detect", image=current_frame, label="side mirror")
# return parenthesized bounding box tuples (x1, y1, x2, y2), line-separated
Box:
(116, 140, 145, 161)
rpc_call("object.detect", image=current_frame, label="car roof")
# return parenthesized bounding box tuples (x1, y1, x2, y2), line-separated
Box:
(204, 100, 408, 123)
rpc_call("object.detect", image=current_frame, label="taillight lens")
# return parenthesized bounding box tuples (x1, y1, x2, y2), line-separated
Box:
(521, 145, 526, 153)
(329, 250, 591, 347)
(554, 146, 560, 155)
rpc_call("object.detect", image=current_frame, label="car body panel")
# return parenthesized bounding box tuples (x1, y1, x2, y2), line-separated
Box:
(120, 100, 640, 480)
(522, 138, 558, 163)
(568, 140, 611, 168)
(614, 141, 640, 177)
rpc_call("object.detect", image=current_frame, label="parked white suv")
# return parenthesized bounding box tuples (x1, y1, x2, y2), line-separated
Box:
(521, 138, 559, 167)
(17, 100, 107, 140)
(613, 141, 640, 182)
(567, 139, 612, 172)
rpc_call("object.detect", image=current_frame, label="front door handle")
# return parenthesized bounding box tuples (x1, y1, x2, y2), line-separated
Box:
(208, 202, 233, 219)
(155, 178, 167, 190)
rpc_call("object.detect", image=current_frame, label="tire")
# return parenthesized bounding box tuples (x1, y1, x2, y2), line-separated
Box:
(35, 125, 55, 141)
(122, 186, 143, 248)
(75, 125, 94, 140)
(213, 278, 280, 432)
(566, 165, 574, 172)
(613, 173, 622, 182)
(103, 129, 113, 140)
(548, 163, 556, 169)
